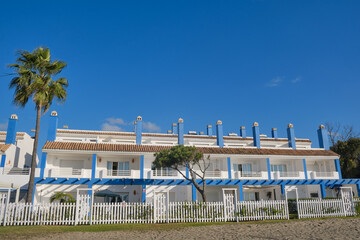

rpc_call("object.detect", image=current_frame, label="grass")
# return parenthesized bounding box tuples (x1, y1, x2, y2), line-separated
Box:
(0, 217, 358, 239)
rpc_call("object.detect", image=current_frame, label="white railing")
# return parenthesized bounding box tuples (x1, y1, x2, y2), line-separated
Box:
(152, 169, 178, 177)
(107, 170, 131, 177)
(272, 171, 300, 179)
(233, 171, 262, 179)
(49, 168, 83, 177)
(312, 172, 335, 178)
(2, 168, 30, 175)
(204, 170, 222, 178)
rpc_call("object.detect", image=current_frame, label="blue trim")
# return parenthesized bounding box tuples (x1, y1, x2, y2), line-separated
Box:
(47, 114, 58, 141)
(317, 128, 329, 150)
(31, 182, 36, 203)
(271, 129, 278, 139)
(357, 183, 360, 197)
(216, 123, 224, 147)
(227, 157, 231, 179)
(207, 126, 213, 136)
(192, 184, 196, 201)
(287, 127, 296, 149)
(335, 159, 342, 179)
(0, 155, 6, 168)
(252, 125, 260, 148)
(34, 177, 360, 187)
(266, 158, 271, 180)
(87, 183, 93, 196)
(239, 184, 243, 201)
(140, 155, 144, 179)
(240, 128, 246, 138)
(142, 184, 146, 202)
(39, 153, 47, 178)
(91, 154, 97, 179)
(5, 117, 17, 144)
(186, 166, 189, 178)
(178, 121, 184, 145)
(136, 120, 143, 145)
(303, 159, 308, 180)
(320, 183, 326, 198)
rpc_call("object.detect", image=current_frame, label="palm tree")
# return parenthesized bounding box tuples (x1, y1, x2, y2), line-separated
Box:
(50, 192, 75, 203)
(9, 47, 68, 203)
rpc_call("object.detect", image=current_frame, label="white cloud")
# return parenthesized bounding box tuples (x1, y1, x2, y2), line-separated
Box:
(0, 122, 7, 131)
(266, 77, 282, 87)
(106, 118, 127, 125)
(291, 76, 302, 83)
(101, 123, 124, 132)
(143, 122, 161, 132)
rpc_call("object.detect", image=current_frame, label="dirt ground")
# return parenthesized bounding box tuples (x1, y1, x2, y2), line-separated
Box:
(18, 218, 360, 240)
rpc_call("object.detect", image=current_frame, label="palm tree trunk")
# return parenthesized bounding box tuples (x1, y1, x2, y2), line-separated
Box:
(26, 105, 41, 203)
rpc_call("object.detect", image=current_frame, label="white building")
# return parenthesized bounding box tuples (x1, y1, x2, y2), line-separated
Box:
(33, 112, 360, 204)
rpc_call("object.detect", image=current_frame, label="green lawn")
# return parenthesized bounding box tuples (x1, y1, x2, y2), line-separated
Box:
(0, 217, 357, 239)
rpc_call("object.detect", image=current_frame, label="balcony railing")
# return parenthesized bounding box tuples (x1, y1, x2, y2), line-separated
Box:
(272, 171, 300, 179)
(152, 168, 178, 177)
(2, 167, 30, 175)
(107, 170, 131, 177)
(311, 171, 336, 179)
(204, 170, 222, 178)
(48, 168, 87, 177)
(233, 171, 262, 178)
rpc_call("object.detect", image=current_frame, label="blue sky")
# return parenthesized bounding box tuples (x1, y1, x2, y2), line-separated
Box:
(0, 0, 359, 150)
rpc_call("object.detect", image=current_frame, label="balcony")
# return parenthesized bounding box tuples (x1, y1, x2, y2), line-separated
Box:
(310, 171, 338, 179)
(107, 170, 131, 177)
(152, 168, 178, 178)
(233, 171, 263, 179)
(272, 171, 300, 179)
(2, 167, 30, 175)
(47, 168, 92, 178)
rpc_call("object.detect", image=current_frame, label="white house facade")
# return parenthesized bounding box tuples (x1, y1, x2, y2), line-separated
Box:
(32, 111, 360, 204)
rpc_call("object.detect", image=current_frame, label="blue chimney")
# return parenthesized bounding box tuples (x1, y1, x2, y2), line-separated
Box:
(252, 122, 260, 148)
(287, 123, 296, 149)
(172, 123, 178, 134)
(5, 114, 18, 144)
(271, 128, 278, 139)
(136, 116, 143, 145)
(207, 125, 213, 136)
(47, 111, 58, 141)
(178, 118, 184, 145)
(240, 126, 246, 138)
(216, 120, 224, 147)
(317, 125, 329, 150)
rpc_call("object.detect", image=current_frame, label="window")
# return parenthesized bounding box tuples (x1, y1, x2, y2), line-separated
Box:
(244, 192, 259, 201)
(107, 161, 130, 176)
(233, 164, 252, 177)
(271, 164, 287, 177)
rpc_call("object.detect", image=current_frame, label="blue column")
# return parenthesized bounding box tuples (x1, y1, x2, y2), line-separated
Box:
(267, 158, 271, 180)
(192, 184, 196, 201)
(239, 126, 246, 138)
(239, 184, 243, 201)
(140, 155, 144, 179)
(281, 184, 285, 195)
(216, 120, 224, 147)
(5, 114, 18, 144)
(91, 154, 97, 179)
(207, 125, 213, 136)
(252, 122, 260, 148)
(31, 182, 36, 203)
(227, 157, 231, 179)
(39, 153, 47, 178)
(317, 125, 329, 150)
(334, 159, 342, 179)
(142, 185, 146, 202)
(0, 155, 6, 168)
(136, 116, 143, 145)
(47, 111, 58, 141)
(178, 118, 184, 145)
(357, 183, 360, 197)
(271, 128, 278, 139)
(172, 123, 178, 134)
(186, 166, 189, 178)
(287, 124, 296, 149)
(320, 183, 326, 198)
(303, 159, 308, 180)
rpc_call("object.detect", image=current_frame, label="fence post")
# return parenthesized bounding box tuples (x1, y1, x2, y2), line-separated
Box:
(2, 189, 11, 226)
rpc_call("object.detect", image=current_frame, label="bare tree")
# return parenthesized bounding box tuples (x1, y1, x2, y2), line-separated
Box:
(325, 122, 359, 146)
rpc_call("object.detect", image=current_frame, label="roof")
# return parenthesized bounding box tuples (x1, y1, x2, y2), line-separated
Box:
(0, 144, 11, 153)
(56, 129, 311, 142)
(43, 141, 338, 157)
